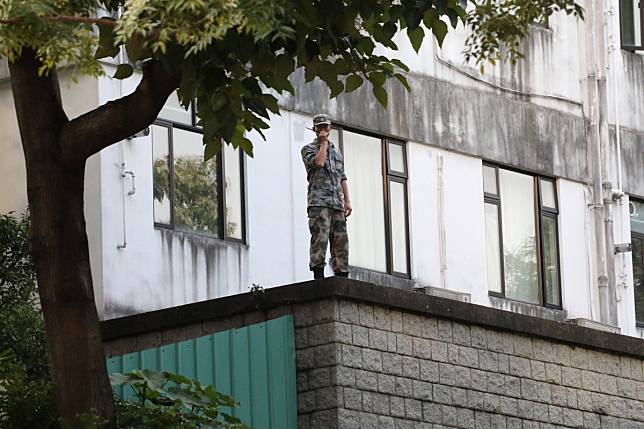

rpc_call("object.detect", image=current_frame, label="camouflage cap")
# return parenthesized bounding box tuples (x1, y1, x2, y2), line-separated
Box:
(313, 113, 332, 126)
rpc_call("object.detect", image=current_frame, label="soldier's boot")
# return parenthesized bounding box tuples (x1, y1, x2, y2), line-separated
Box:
(313, 267, 325, 279)
(334, 272, 349, 278)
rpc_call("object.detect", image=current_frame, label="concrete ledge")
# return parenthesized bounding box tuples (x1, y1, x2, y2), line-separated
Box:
(101, 278, 644, 358)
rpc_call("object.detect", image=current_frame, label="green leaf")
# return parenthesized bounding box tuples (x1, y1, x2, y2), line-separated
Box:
(94, 21, 119, 59)
(390, 59, 410, 72)
(372, 84, 388, 108)
(408, 26, 425, 53)
(113, 64, 134, 80)
(431, 19, 448, 46)
(125, 33, 145, 62)
(345, 74, 364, 93)
(204, 138, 222, 161)
(369, 71, 387, 87)
(329, 80, 344, 98)
(238, 138, 254, 157)
(394, 73, 411, 91)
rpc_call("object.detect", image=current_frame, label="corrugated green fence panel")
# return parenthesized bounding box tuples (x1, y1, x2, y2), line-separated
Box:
(107, 315, 296, 429)
(231, 327, 252, 426)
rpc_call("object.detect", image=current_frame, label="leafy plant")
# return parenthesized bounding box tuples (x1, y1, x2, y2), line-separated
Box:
(110, 369, 249, 429)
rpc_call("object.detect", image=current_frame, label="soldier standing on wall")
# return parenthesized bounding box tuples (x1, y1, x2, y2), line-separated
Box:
(301, 114, 352, 279)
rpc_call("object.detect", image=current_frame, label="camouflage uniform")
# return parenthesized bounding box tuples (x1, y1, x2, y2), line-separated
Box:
(301, 138, 349, 274)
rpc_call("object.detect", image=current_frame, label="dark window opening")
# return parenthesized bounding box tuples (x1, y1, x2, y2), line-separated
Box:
(620, 0, 644, 50)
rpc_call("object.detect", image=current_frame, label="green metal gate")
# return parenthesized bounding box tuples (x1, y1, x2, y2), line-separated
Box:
(106, 315, 296, 429)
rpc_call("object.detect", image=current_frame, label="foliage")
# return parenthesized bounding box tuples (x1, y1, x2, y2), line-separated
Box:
(110, 369, 249, 428)
(0, 0, 582, 161)
(0, 212, 58, 428)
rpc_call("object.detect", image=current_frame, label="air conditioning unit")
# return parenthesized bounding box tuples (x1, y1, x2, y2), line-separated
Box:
(565, 318, 620, 334)
(413, 285, 471, 303)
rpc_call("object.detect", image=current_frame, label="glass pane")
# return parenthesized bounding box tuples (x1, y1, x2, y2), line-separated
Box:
(224, 144, 243, 239)
(620, 0, 642, 46)
(499, 169, 539, 304)
(329, 128, 340, 147)
(631, 200, 644, 234)
(633, 236, 644, 323)
(540, 179, 557, 209)
(159, 91, 192, 124)
(390, 181, 408, 273)
(483, 165, 498, 195)
(152, 125, 171, 224)
(343, 131, 386, 272)
(388, 143, 405, 173)
(172, 128, 219, 235)
(485, 203, 503, 293)
(542, 216, 561, 306)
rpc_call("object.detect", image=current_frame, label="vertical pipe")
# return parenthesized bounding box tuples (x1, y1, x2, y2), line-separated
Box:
(437, 155, 447, 289)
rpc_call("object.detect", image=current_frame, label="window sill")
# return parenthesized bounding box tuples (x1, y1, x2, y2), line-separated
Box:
(154, 225, 248, 248)
(488, 295, 568, 322)
(348, 266, 415, 291)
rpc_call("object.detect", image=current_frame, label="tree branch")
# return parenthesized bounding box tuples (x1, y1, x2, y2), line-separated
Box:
(0, 15, 116, 26)
(59, 60, 180, 165)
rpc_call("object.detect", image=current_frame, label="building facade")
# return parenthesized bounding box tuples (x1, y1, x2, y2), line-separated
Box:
(0, 0, 643, 337)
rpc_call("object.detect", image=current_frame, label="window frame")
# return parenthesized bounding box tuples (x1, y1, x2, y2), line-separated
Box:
(152, 118, 246, 243)
(620, 0, 644, 51)
(631, 197, 644, 327)
(483, 163, 563, 309)
(333, 125, 411, 278)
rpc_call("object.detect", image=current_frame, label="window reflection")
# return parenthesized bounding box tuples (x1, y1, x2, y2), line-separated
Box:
(485, 203, 502, 293)
(224, 144, 243, 239)
(152, 125, 171, 225)
(390, 181, 408, 273)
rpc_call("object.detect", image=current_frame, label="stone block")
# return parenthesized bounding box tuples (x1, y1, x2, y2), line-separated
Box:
(397, 334, 413, 356)
(405, 398, 423, 420)
(533, 338, 555, 363)
(378, 373, 396, 394)
(486, 372, 506, 395)
(544, 363, 561, 384)
(502, 332, 515, 354)
(456, 407, 474, 428)
(420, 360, 439, 383)
(438, 319, 453, 342)
(453, 365, 471, 388)
(311, 409, 338, 429)
(563, 408, 584, 428)
(294, 303, 314, 327)
(470, 326, 487, 349)
(509, 356, 531, 378)
(297, 372, 309, 392)
(359, 411, 379, 428)
(342, 344, 363, 369)
(344, 387, 363, 410)
(440, 405, 458, 427)
(383, 352, 404, 376)
(580, 369, 599, 392)
(521, 379, 539, 401)
(458, 346, 479, 368)
(438, 363, 455, 386)
(490, 414, 507, 429)
(474, 411, 492, 429)
(339, 301, 360, 324)
(296, 327, 310, 349)
(362, 348, 383, 372)
(361, 391, 373, 413)
(431, 340, 448, 362)
(422, 402, 442, 424)
(499, 396, 518, 416)
(516, 399, 533, 419)
(547, 405, 563, 425)
(598, 373, 617, 395)
(336, 366, 356, 387)
(316, 343, 341, 367)
(309, 367, 333, 389)
(586, 349, 606, 373)
(351, 325, 369, 347)
(498, 353, 510, 374)
(378, 415, 395, 428)
(355, 369, 378, 392)
(605, 354, 622, 376)
(482, 393, 500, 413)
(373, 392, 391, 415)
(373, 306, 391, 331)
(551, 343, 571, 367)
(536, 381, 551, 403)
(551, 385, 568, 407)
(433, 384, 453, 405)
(479, 350, 499, 372)
(298, 413, 310, 429)
(421, 318, 439, 339)
(620, 355, 632, 379)
(311, 299, 339, 323)
(298, 390, 316, 413)
(391, 396, 406, 417)
(487, 330, 504, 353)
(561, 366, 582, 388)
(513, 335, 533, 358)
(403, 313, 422, 337)
(396, 376, 414, 397)
(599, 415, 619, 429)
(506, 375, 522, 397)
(402, 356, 420, 378)
(391, 310, 403, 333)
(452, 323, 471, 346)
(591, 392, 610, 415)
(533, 402, 549, 422)
(582, 412, 601, 429)
(617, 378, 638, 398)
(630, 357, 643, 381)
(576, 389, 592, 411)
(369, 328, 389, 351)
(412, 380, 433, 401)
(412, 337, 432, 359)
(335, 322, 353, 344)
(531, 360, 546, 381)
(297, 347, 315, 370)
(388, 332, 398, 352)
(506, 416, 521, 429)
(338, 408, 360, 429)
(471, 369, 487, 391)
(448, 344, 460, 364)
(309, 323, 335, 346)
(316, 386, 341, 409)
(570, 346, 588, 370)
(358, 303, 375, 327)
(467, 389, 484, 410)
(451, 387, 467, 406)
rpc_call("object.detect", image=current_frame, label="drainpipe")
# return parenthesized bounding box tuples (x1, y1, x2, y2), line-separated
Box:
(584, 0, 617, 326)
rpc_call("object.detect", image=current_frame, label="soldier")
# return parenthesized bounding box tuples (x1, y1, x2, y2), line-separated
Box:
(301, 113, 352, 279)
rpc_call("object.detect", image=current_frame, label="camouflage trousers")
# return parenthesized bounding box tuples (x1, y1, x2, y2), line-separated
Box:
(308, 207, 349, 273)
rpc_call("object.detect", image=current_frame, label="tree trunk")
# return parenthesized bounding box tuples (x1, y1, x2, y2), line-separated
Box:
(9, 52, 116, 428)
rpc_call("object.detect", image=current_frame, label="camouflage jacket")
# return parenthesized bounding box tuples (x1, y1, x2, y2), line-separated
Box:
(301, 139, 347, 212)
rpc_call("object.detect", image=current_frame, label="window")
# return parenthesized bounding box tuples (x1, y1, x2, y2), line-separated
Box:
(152, 94, 245, 241)
(483, 164, 561, 307)
(335, 126, 410, 277)
(631, 199, 644, 325)
(620, 0, 644, 50)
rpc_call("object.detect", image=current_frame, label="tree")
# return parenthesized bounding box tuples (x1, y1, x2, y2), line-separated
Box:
(0, 0, 582, 426)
